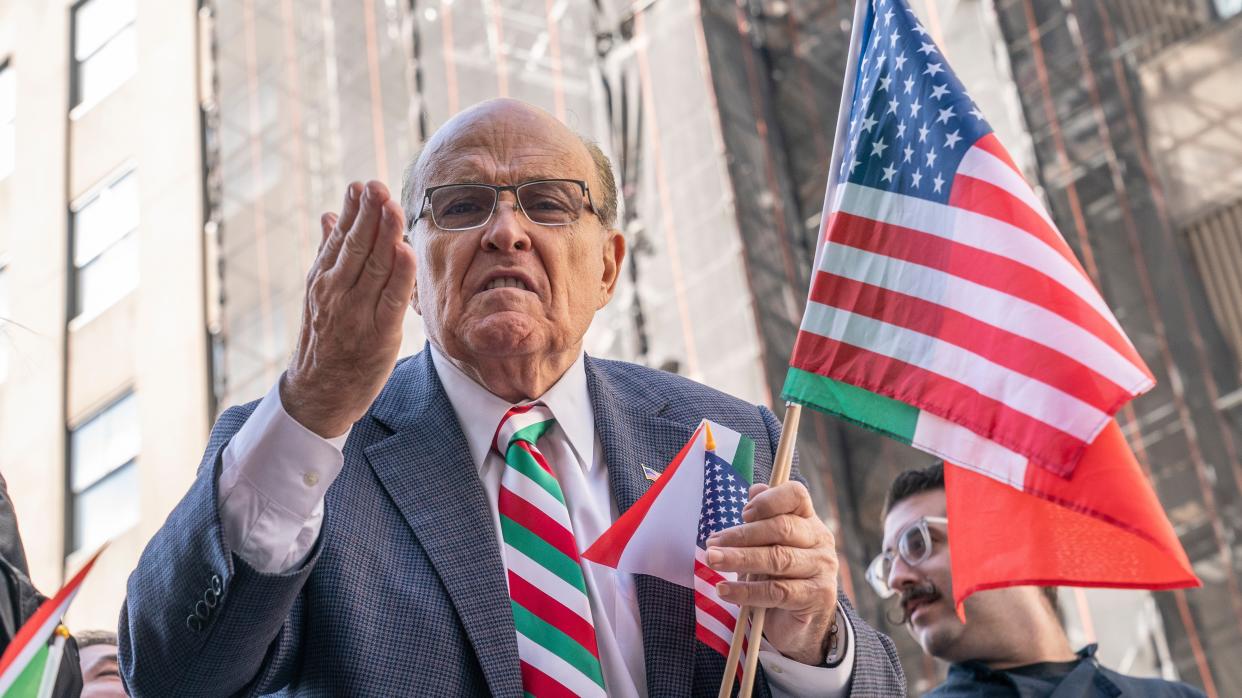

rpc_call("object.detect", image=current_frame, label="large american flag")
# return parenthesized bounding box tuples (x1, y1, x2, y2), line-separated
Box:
(790, 0, 1154, 478)
(692, 450, 750, 661)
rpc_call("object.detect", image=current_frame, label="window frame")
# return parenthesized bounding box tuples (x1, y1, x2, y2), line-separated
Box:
(65, 389, 140, 554)
(69, 164, 139, 323)
(0, 58, 14, 179)
(68, 0, 137, 115)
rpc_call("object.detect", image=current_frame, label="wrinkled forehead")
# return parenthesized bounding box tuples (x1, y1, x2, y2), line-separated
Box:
(882, 490, 946, 551)
(421, 111, 592, 187)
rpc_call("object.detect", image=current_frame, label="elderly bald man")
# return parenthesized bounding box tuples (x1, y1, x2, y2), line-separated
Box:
(119, 99, 904, 697)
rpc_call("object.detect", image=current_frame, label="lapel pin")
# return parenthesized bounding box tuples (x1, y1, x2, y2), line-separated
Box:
(641, 464, 661, 483)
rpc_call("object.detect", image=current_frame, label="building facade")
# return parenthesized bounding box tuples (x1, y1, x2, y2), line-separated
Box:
(0, 0, 209, 632)
(1, 0, 1240, 693)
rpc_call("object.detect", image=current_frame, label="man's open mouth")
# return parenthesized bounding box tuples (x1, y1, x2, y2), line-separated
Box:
(484, 277, 529, 291)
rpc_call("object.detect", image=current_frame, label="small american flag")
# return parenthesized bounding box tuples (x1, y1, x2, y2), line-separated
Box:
(581, 421, 759, 667)
(786, 0, 1154, 483)
(692, 438, 751, 662)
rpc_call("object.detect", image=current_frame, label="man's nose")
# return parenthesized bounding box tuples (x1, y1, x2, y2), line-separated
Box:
(480, 194, 532, 252)
(887, 554, 921, 593)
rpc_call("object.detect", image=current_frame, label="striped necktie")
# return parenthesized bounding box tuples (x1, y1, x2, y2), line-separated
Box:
(494, 404, 607, 698)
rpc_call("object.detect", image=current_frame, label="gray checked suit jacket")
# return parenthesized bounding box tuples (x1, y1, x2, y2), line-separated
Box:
(119, 349, 905, 697)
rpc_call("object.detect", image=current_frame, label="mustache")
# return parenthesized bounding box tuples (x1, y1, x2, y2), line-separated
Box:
(892, 582, 940, 625)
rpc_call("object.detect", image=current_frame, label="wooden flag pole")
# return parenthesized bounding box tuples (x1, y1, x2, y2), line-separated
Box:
(716, 403, 803, 698)
(716, 608, 751, 698)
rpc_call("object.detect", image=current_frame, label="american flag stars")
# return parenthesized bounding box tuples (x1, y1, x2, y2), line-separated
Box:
(696, 453, 749, 546)
(838, 0, 991, 205)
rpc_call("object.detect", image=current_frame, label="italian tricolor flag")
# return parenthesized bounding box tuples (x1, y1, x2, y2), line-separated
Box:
(0, 549, 103, 697)
(784, 370, 1197, 606)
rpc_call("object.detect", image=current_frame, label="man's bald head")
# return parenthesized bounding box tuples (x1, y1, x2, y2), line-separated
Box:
(401, 99, 618, 230)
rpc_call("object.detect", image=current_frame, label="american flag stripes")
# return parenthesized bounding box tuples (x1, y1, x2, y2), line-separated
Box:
(784, 0, 1155, 483)
(693, 434, 753, 662)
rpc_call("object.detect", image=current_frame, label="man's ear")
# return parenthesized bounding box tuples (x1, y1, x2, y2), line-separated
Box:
(598, 228, 626, 308)
(409, 233, 423, 316)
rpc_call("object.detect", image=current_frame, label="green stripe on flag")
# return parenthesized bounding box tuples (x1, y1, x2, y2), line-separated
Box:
(499, 515, 588, 595)
(782, 367, 918, 444)
(5, 643, 49, 698)
(733, 436, 755, 485)
(511, 602, 606, 688)
(505, 447, 566, 505)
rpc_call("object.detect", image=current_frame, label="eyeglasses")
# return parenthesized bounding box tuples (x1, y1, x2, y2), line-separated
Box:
(866, 516, 948, 599)
(414, 179, 599, 231)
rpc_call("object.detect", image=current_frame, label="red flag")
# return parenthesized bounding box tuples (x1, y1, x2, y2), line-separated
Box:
(945, 423, 1196, 611)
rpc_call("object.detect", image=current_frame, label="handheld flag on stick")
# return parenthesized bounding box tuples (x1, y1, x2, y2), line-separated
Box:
(784, 0, 1195, 611)
(583, 420, 759, 676)
(0, 548, 104, 697)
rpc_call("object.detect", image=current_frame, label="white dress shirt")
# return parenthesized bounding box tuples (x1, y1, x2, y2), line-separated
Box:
(216, 346, 855, 696)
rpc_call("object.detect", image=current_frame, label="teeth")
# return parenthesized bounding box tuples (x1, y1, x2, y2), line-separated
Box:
(485, 277, 528, 291)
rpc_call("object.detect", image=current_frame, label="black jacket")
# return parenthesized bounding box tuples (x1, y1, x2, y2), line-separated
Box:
(0, 474, 82, 697)
(926, 645, 1206, 698)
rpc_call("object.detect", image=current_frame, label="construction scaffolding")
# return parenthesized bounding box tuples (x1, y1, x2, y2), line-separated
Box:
(990, 1, 1242, 693)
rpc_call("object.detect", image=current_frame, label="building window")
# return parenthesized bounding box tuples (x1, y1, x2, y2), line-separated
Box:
(72, 0, 137, 111)
(0, 61, 13, 178)
(72, 169, 139, 320)
(68, 391, 140, 553)
(0, 262, 9, 383)
(1185, 199, 1242, 367)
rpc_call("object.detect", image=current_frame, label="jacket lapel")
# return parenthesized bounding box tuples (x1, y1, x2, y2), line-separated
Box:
(364, 350, 523, 698)
(586, 357, 700, 697)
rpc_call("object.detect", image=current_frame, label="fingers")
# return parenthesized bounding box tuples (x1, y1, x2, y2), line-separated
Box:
(338, 181, 364, 232)
(319, 213, 337, 249)
(335, 181, 389, 285)
(356, 198, 405, 297)
(716, 577, 835, 609)
(705, 544, 826, 578)
(318, 182, 363, 267)
(706, 514, 821, 549)
(742, 481, 815, 522)
(375, 240, 417, 329)
(704, 480, 838, 610)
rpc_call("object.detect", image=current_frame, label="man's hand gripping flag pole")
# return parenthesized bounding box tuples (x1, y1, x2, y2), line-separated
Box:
(717, 404, 802, 698)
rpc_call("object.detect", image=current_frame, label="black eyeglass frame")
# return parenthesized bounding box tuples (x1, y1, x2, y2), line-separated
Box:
(413, 178, 600, 231)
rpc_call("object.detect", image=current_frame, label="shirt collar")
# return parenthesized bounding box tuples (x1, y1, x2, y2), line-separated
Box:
(429, 343, 596, 473)
(949, 644, 1099, 682)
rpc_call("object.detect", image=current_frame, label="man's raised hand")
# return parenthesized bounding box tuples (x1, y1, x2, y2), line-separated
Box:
(281, 180, 417, 438)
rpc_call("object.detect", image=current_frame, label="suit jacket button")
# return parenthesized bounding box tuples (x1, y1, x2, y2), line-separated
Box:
(204, 587, 219, 609)
(210, 574, 223, 595)
(195, 599, 210, 620)
(186, 615, 204, 632)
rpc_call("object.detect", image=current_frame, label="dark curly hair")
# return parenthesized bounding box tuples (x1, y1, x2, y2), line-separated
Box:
(883, 461, 1060, 616)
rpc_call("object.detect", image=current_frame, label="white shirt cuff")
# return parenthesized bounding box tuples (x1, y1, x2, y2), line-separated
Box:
(760, 603, 855, 698)
(217, 380, 351, 573)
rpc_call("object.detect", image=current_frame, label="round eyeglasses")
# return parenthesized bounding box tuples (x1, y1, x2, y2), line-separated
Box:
(865, 516, 948, 599)
(414, 179, 599, 231)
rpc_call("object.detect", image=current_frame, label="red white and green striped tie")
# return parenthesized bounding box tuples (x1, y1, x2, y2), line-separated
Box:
(494, 404, 607, 698)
